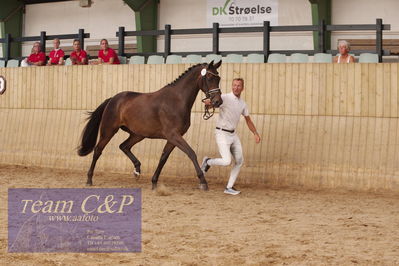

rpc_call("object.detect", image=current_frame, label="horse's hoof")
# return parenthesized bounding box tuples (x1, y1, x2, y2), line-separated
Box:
(86, 182, 92, 186)
(133, 170, 140, 179)
(152, 183, 157, 190)
(199, 183, 208, 191)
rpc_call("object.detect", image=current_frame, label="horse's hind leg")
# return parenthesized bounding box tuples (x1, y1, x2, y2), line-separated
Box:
(119, 133, 144, 177)
(87, 128, 118, 186)
(151, 141, 175, 190)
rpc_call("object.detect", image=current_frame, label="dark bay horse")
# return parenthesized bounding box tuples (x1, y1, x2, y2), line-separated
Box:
(78, 60, 223, 190)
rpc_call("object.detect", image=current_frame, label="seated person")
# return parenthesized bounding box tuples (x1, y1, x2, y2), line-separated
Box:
(97, 39, 120, 64)
(47, 38, 65, 65)
(21, 42, 46, 67)
(334, 40, 355, 63)
(70, 39, 88, 65)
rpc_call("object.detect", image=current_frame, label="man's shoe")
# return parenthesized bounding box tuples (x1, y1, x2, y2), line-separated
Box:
(201, 157, 211, 173)
(224, 187, 240, 195)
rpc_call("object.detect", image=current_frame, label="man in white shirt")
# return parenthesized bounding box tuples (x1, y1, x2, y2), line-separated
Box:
(201, 78, 261, 195)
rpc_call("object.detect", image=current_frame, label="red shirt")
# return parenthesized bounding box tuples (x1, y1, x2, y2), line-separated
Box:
(70, 50, 88, 65)
(49, 49, 65, 64)
(98, 48, 120, 64)
(28, 52, 46, 64)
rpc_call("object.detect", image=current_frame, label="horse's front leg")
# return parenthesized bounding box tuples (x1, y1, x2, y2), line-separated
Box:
(166, 132, 208, 190)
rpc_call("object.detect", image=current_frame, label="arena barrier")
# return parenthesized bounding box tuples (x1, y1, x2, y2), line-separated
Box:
(1, 63, 398, 192)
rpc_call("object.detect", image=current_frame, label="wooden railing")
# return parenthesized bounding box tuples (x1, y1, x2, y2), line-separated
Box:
(0, 29, 90, 61)
(0, 19, 392, 63)
(116, 19, 391, 62)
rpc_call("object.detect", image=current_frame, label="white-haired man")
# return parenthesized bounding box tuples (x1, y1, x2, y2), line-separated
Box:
(334, 40, 355, 63)
(21, 42, 46, 67)
(201, 78, 261, 195)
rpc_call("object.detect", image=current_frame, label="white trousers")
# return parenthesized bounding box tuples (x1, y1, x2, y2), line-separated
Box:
(207, 130, 244, 188)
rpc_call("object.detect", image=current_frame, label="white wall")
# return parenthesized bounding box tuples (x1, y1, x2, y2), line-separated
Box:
(22, 0, 136, 56)
(158, 0, 314, 53)
(331, 0, 399, 48)
(332, 0, 399, 30)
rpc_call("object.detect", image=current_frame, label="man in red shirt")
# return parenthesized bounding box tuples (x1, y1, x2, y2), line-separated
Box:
(21, 42, 46, 67)
(47, 38, 65, 65)
(70, 39, 88, 65)
(98, 39, 120, 64)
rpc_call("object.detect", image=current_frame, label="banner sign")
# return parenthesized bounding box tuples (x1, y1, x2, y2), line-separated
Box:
(8, 188, 141, 253)
(207, 0, 278, 27)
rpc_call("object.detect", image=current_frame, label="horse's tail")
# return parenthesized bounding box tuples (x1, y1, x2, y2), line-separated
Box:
(77, 98, 112, 156)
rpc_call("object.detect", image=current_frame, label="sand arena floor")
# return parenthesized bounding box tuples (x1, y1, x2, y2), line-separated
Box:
(0, 164, 398, 265)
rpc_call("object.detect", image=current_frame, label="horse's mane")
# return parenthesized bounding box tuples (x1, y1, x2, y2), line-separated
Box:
(168, 63, 207, 86)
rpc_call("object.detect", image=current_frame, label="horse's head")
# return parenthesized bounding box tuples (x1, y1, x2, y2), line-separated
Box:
(199, 60, 223, 108)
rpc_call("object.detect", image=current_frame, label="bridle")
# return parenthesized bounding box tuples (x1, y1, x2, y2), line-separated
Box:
(200, 69, 221, 120)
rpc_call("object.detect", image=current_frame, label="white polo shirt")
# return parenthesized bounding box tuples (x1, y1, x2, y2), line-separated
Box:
(216, 92, 249, 131)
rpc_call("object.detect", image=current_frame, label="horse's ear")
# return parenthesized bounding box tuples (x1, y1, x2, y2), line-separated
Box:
(214, 60, 222, 69)
(208, 60, 214, 68)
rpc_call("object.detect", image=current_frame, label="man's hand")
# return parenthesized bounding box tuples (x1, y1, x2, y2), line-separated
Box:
(245, 116, 261, 143)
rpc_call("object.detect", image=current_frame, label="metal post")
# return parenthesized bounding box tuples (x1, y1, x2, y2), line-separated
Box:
(40, 31, 46, 53)
(263, 21, 270, 62)
(318, 20, 325, 53)
(212, 23, 219, 54)
(78, 29, 85, 50)
(376, 18, 383, 63)
(118, 26, 125, 56)
(5, 34, 11, 61)
(164, 24, 171, 58)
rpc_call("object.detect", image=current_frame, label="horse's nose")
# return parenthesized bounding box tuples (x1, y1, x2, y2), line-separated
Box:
(213, 99, 222, 107)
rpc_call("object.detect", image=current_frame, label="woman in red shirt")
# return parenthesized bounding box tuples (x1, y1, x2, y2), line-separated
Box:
(70, 39, 88, 65)
(97, 39, 120, 64)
